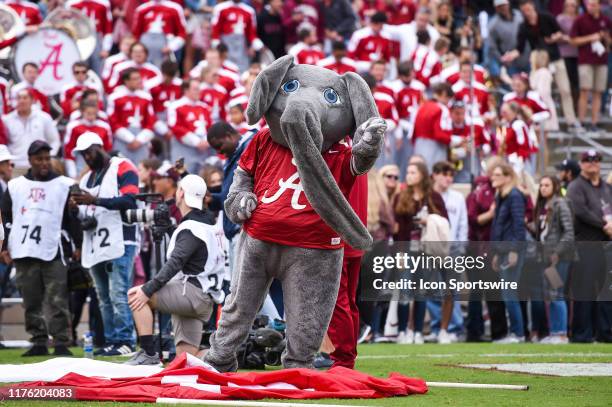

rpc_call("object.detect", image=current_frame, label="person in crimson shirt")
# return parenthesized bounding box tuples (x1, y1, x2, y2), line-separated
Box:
(102, 36, 136, 93)
(210, 0, 264, 72)
(167, 79, 212, 173)
(451, 61, 490, 119)
(0, 77, 10, 115)
(369, 60, 394, 97)
(189, 47, 240, 94)
(412, 82, 453, 171)
(66, 0, 114, 74)
(107, 68, 156, 165)
(60, 62, 104, 119)
(10, 63, 50, 114)
(498, 101, 536, 173)
(288, 27, 325, 65)
(199, 65, 229, 123)
(144, 60, 183, 138)
(132, 0, 187, 67)
(348, 12, 394, 72)
(317, 41, 357, 74)
(107, 42, 162, 91)
(5, 0, 41, 31)
(64, 101, 113, 178)
(327, 171, 367, 369)
(432, 47, 487, 85)
(282, 0, 322, 45)
(361, 73, 397, 168)
(449, 101, 492, 183)
(503, 73, 551, 124)
(570, 0, 612, 131)
(410, 30, 445, 87)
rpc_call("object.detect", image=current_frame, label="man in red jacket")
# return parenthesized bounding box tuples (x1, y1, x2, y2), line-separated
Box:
(412, 82, 453, 171)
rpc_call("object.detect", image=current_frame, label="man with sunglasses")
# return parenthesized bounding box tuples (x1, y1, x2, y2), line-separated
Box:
(60, 62, 103, 119)
(566, 149, 612, 343)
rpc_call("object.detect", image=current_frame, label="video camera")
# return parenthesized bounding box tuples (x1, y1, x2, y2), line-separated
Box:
(237, 314, 286, 370)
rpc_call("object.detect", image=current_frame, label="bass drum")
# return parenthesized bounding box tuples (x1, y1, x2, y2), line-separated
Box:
(12, 28, 81, 96)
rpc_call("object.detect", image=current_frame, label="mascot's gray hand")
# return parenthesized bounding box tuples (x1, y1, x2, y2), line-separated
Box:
(352, 117, 387, 156)
(237, 193, 258, 221)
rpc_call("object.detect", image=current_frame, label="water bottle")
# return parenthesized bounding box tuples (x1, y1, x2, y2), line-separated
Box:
(83, 333, 94, 359)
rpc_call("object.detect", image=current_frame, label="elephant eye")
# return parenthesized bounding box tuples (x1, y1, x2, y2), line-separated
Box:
(323, 88, 340, 105)
(282, 79, 300, 93)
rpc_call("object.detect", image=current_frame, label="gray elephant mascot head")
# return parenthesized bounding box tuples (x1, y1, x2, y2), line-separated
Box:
(246, 55, 386, 249)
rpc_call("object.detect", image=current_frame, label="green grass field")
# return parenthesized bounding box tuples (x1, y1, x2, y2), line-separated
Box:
(1, 343, 611, 406)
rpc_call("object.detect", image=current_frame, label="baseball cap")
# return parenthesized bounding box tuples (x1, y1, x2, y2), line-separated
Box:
(73, 132, 104, 153)
(581, 149, 603, 162)
(27, 140, 52, 156)
(554, 159, 580, 177)
(179, 174, 207, 210)
(494, 0, 509, 6)
(153, 161, 180, 183)
(0, 145, 16, 162)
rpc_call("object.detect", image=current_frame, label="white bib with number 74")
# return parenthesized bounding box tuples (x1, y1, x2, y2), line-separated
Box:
(8, 176, 73, 261)
(79, 157, 126, 268)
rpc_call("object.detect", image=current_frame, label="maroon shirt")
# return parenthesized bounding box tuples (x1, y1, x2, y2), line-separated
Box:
(570, 12, 612, 65)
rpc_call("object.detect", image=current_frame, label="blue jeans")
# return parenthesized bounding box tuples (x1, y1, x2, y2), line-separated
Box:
(500, 252, 525, 337)
(90, 245, 137, 346)
(548, 261, 570, 335)
(398, 301, 426, 333)
(426, 300, 464, 335)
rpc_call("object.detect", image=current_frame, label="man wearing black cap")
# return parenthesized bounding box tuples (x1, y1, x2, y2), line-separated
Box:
(0, 141, 79, 356)
(555, 158, 581, 193)
(566, 149, 612, 343)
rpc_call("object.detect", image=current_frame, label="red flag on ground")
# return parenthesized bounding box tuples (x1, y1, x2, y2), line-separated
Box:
(8, 354, 427, 402)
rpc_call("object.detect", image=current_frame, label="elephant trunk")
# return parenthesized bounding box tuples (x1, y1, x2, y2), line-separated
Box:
(280, 102, 372, 250)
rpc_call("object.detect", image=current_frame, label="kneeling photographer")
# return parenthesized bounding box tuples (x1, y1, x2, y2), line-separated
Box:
(69, 133, 140, 357)
(125, 174, 225, 365)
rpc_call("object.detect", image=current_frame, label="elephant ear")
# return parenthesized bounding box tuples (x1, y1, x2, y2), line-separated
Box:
(341, 71, 380, 143)
(246, 55, 295, 125)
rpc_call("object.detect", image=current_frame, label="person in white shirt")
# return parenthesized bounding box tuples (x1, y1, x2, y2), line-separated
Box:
(428, 161, 468, 344)
(3, 89, 59, 171)
(383, 7, 440, 62)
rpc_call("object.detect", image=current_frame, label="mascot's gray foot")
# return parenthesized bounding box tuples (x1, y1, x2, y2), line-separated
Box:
(202, 353, 238, 373)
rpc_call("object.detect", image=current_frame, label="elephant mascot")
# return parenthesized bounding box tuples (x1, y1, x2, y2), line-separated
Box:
(204, 55, 386, 371)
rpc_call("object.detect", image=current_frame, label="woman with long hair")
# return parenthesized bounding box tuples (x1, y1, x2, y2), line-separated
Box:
(393, 161, 448, 344)
(379, 165, 401, 201)
(490, 162, 527, 343)
(532, 175, 574, 344)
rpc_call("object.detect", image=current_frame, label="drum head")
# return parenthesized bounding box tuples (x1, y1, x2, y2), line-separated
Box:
(12, 28, 81, 96)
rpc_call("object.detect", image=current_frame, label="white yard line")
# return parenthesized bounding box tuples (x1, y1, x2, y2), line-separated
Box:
(358, 352, 612, 359)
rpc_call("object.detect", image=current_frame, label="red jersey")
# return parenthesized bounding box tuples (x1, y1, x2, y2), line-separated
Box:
(0, 77, 9, 114)
(316, 56, 357, 74)
(451, 117, 491, 149)
(200, 82, 228, 122)
(374, 91, 398, 129)
(107, 86, 156, 133)
(108, 60, 162, 91)
(211, 1, 263, 50)
(452, 80, 490, 117)
(410, 44, 442, 87)
(102, 52, 128, 92)
(59, 81, 103, 118)
(434, 63, 487, 85)
(413, 100, 452, 145)
(133, 0, 187, 51)
(503, 91, 550, 123)
(239, 128, 356, 249)
(374, 81, 395, 99)
(228, 86, 249, 110)
(388, 79, 424, 120)
(288, 43, 325, 65)
(386, 0, 416, 25)
(66, 0, 113, 51)
(502, 119, 535, 158)
(166, 97, 212, 146)
(145, 76, 183, 114)
(10, 82, 50, 113)
(6, 0, 42, 26)
(348, 27, 393, 64)
(64, 118, 113, 161)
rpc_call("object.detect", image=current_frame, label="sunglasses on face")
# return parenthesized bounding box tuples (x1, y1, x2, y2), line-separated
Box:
(582, 157, 601, 163)
(384, 174, 399, 180)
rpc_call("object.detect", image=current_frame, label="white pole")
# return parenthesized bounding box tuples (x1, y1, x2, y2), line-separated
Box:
(157, 399, 367, 407)
(426, 381, 529, 391)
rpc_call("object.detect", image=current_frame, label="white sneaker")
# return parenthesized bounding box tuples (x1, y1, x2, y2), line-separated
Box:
(413, 332, 424, 344)
(423, 332, 438, 343)
(397, 330, 414, 344)
(437, 330, 457, 344)
(541, 335, 569, 344)
(493, 334, 525, 344)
